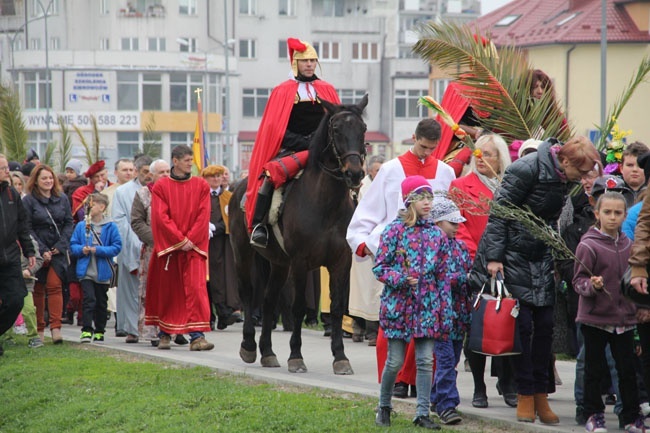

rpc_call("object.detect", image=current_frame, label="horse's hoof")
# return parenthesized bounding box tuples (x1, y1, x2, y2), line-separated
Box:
(333, 359, 354, 375)
(288, 358, 308, 373)
(261, 355, 281, 368)
(239, 347, 257, 364)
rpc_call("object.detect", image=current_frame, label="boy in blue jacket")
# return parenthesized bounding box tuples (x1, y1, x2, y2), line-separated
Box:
(70, 193, 121, 343)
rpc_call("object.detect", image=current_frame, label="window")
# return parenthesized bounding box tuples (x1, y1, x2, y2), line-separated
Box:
(171, 132, 192, 148)
(239, 39, 256, 59)
(99, 38, 110, 50)
(148, 37, 166, 52)
(27, 132, 49, 158)
(179, 0, 197, 15)
(352, 42, 379, 61)
(339, 89, 366, 105)
(100, 0, 109, 15)
(50, 37, 60, 50)
(23, 71, 51, 109)
(117, 132, 141, 158)
(313, 41, 340, 61)
(178, 37, 197, 53)
(278, 40, 287, 60)
(169, 73, 203, 111)
(394, 89, 427, 118)
(1, 1, 16, 15)
(239, 0, 256, 15)
(242, 88, 270, 117)
(31, 0, 58, 16)
(121, 37, 139, 51)
(279, 0, 296, 16)
(313, 0, 344, 17)
(495, 15, 520, 27)
(433, 79, 451, 102)
(14, 38, 23, 51)
(142, 73, 162, 110)
(30, 38, 41, 50)
(117, 72, 139, 110)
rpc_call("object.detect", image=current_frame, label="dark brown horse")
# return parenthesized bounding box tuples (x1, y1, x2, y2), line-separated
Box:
(229, 95, 368, 375)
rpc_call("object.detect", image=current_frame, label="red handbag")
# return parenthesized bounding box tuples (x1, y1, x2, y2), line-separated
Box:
(468, 274, 521, 356)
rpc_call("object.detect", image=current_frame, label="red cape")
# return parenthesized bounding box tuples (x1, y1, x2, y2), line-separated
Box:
(244, 79, 340, 231)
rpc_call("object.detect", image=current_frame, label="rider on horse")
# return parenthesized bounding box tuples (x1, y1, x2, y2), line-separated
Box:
(245, 37, 340, 247)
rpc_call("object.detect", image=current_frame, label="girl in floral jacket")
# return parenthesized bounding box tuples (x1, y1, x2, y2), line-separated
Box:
(373, 175, 450, 430)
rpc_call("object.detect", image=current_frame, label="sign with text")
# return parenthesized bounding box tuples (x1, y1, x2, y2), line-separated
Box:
(24, 111, 141, 131)
(64, 71, 114, 110)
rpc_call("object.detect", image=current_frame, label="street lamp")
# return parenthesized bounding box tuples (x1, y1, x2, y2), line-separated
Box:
(35, 0, 54, 142)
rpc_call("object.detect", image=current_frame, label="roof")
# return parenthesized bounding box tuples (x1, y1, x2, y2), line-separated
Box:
(238, 131, 391, 143)
(473, 0, 650, 46)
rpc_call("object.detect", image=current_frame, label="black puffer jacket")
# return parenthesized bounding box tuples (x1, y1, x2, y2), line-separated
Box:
(0, 181, 34, 265)
(470, 141, 569, 307)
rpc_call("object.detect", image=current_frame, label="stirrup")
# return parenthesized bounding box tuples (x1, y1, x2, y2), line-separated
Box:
(250, 224, 269, 248)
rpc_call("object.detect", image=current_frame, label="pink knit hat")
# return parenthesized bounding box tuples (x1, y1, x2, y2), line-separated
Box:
(401, 175, 432, 206)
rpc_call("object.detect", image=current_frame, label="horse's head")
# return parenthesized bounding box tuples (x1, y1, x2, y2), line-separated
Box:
(319, 94, 369, 189)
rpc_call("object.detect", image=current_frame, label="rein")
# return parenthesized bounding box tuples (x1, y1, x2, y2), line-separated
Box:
(319, 110, 367, 183)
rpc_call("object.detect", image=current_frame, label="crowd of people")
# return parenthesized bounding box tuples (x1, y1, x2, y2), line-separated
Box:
(3, 36, 650, 433)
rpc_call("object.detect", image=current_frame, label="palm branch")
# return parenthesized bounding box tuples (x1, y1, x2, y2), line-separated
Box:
(73, 124, 94, 166)
(595, 56, 650, 151)
(142, 112, 162, 158)
(42, 140, 56, 167)
(57, 116, 73, 173)
(412, 22, 571, 143)
(0, 83, 28, 162)
(91, 115, 101, 162)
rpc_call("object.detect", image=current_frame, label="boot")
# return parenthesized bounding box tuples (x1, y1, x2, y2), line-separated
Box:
(250, 179, 274, 248)
(516, 394, 535, 423)
(375, 406, 391, 427)
(534, 393, 559, 424)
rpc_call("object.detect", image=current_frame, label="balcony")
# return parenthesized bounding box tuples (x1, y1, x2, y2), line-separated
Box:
(310, 15, 384, 34)
(118, 4, 165, 18)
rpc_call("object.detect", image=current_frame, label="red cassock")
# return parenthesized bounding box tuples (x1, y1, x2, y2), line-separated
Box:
(145, 175, 212, 334)
(244, 79, 340, 232)
(450, 172, 493, 260)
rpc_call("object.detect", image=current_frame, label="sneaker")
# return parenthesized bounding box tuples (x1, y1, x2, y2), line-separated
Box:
(375, 406, 391, 427)
(92, 333, 104, 343)
(13, 323, 27, 335)
(625, 416, 647, 433)
(412, 415, 441, 430)
(438, 408, 462, 425)
(28, 337, 44, 348)
(80, 331, 93, 343)
(585, 412, 607, 433)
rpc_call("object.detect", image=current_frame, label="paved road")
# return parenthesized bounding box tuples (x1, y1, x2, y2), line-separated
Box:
(60, 321, 606, 433)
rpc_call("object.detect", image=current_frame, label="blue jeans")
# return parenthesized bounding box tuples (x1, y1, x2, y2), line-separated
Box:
(574, 322, 621, 415)
(430, 339, 462, 412)
(380, 337, 435, 417)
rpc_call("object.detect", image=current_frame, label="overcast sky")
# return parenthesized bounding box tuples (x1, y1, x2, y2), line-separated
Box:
(481, 0, 513, 15)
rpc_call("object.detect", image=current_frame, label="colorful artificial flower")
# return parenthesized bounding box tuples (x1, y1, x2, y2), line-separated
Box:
(603, 117, 632, 175)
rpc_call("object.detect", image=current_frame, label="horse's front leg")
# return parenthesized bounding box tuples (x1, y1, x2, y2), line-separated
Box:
(288, 271, 308, 373)
(328, 258, 354, 375)
(258, 265, 288, 368)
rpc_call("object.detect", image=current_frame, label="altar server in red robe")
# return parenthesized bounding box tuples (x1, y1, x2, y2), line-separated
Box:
(145, 144, 214, 351)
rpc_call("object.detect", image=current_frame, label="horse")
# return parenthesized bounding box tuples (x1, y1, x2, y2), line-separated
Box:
(229, 95, 368, 375)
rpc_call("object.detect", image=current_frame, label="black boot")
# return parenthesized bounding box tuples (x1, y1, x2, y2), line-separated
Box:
(250, 179, 274, 248)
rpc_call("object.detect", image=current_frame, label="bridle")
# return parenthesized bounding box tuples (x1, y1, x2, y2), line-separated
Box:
(320, 110, 368, 182)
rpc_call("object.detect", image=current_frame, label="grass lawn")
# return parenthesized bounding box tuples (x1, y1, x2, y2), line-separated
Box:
(0, 335, 510, 433)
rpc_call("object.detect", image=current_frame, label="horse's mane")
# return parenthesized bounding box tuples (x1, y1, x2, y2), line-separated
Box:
(307, 100, 365, 168)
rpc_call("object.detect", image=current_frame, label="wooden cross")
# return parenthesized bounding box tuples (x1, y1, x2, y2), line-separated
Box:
(194, 87, 202, 103)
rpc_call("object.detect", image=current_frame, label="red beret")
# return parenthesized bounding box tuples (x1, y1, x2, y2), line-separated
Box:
(84, 160, 105, 178)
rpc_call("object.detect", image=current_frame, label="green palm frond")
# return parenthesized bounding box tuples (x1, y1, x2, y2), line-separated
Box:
(73, 124, 94, 166)
(142, 112, 162, 158)
(0, 84, 28, 162)
(57, 116, 72, 172)
(595, 56, 650, 151)
(42, 140, 56, 167)
(412, 22, 571, 143)
(91, 115, 101, 161)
